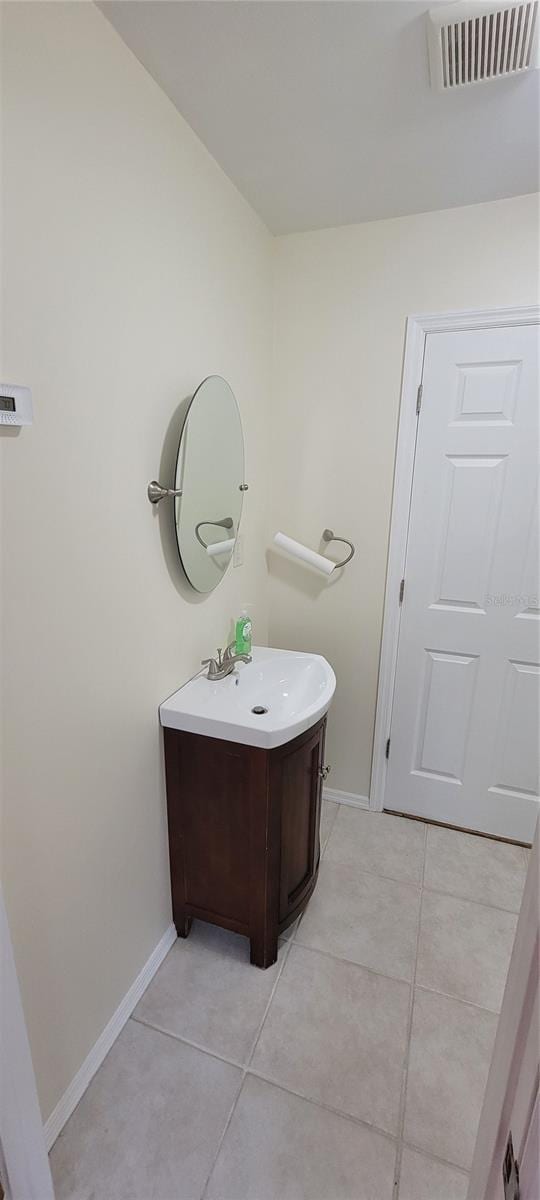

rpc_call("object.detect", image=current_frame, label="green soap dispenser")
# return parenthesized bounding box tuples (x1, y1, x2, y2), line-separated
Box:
(235, 607, 252, 655)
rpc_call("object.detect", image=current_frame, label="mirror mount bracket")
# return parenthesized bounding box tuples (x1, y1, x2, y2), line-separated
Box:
(147, 480, 183, 505)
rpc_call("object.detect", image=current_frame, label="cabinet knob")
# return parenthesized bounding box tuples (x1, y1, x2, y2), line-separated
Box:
(318, 765, 331, 780)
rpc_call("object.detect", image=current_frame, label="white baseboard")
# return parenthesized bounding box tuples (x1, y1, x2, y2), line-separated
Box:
(323, 787, 370, 810)
(44, 922, 176, 1151)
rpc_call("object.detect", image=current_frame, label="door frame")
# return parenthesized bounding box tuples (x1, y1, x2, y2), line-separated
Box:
(370, 304, 540, 814)
(468, 826, 538, 1200)
(0, 887, 54, 1200)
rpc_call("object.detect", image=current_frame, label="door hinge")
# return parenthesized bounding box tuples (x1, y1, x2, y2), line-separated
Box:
(385, 737, 391, 759)
(416, 383, 423, 415)
(399, 578, 405, 604)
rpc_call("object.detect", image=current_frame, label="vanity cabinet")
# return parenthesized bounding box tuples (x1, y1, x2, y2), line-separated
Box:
(163, 716, 327, 967)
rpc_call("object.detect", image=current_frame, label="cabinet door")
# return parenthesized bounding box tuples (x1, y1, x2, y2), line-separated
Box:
(277, 720, 326, 923)
(164, 728, 254, 935)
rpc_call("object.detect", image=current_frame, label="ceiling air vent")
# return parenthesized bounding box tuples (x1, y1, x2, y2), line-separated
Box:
(427, 0, 539, 89)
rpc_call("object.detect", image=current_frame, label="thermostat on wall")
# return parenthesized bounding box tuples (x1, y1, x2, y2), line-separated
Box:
(0, 384, 33, 426)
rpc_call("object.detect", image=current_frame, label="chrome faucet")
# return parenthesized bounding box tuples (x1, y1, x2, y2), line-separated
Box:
(201, 643, 252, 681)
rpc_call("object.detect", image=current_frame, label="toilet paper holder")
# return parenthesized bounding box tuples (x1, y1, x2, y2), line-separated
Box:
(322, 529, 355, 568)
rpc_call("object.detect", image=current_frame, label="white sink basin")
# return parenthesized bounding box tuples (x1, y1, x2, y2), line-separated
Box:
(160, 646, 336, 749)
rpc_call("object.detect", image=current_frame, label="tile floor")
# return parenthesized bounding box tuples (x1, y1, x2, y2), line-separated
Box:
(50, 804, 529, 1200)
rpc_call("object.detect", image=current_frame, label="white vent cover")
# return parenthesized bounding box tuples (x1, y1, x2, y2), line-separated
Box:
(427, 0, 539, 89)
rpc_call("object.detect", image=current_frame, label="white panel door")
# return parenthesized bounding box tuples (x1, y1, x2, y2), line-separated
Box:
(385, 324, 539, 841)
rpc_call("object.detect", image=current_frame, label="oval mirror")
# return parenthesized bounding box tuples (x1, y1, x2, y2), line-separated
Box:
(174, 376, 245, 593)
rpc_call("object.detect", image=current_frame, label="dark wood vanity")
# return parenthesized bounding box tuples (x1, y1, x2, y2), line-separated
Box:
(163, 715, 327, 967)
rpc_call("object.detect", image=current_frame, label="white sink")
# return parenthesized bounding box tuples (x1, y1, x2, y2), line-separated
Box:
(160, 646, 336, 749)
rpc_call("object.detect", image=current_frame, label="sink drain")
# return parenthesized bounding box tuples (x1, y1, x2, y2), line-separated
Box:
(251, 705, 268, 715)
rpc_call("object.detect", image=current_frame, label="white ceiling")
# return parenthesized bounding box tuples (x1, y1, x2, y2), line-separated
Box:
(99, 1, 540, 234)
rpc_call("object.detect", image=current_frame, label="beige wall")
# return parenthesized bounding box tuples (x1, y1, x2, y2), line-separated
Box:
(269, 194, 540, 797)
(0, 1, 271, 1122)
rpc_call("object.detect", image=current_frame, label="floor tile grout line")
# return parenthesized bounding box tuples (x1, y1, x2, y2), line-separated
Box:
(316, 858, 423, 896)
(133, 825, 514, 1109)
(132, 936, 295, 1077)
(413, 981, 503, 1016)
(290, 934, 415, 986)
(321, 856, 524, 914)
(325, 808, 527, 911)
(320, 798, 340, 858)
(393, 819, 509, 1182)
(244, 1067, 400, 1143)
(134, 934, 503, 1061)
(323, 857, 424, 891)
(286, 933, 414, 986)
(52, 811, 525, 1198)
(199, 1070, 246, 1200)
(130, 1003, 475, 1183)
(244, 932, 295, 1070)
(243, 1071, 478, 1178)
(135, 918, 488, 1196)
(129, 1016, 245, 1070)
(392, 819, 428, 1199)
(57, 809, 522, 1197)
(288, 911, 304, 944)
(401, 1137, 471, 1179)
(138, 902, 506, 1191)
(283, 926, 506, 1012)
(134, 1005, 407, 1162)
(199, 935, 295, 1200)
(420, 881, 524, 916)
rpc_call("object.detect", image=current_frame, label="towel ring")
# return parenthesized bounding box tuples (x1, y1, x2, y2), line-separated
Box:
(195, 517, 234, 549)
(322, 528, 355, 568)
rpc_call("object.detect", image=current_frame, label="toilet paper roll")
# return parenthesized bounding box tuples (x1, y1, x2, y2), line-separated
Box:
(206, 537, 235, 558)
(274, 531, 335, 576)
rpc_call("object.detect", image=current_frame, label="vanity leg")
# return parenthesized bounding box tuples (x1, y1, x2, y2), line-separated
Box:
(250, 930, 278, 969)
(175, 914, 192, 939)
